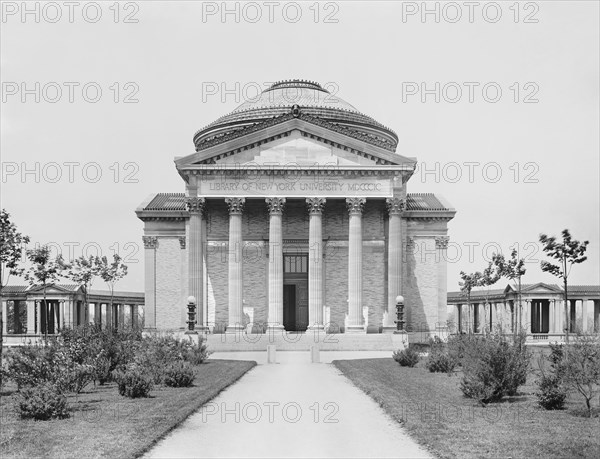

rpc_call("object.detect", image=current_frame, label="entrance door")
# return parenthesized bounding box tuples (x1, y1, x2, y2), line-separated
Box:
(283, 254, 309, 332)
(283, 285, 296, 331)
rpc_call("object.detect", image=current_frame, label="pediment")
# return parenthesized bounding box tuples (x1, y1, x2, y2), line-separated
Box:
(505, 283, 561, 294)
(213, 131, 378, 167)
(28, 284, 81, 295)
(175, 119, 416, 170)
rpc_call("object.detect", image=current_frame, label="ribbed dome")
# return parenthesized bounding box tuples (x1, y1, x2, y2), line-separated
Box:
(193, 79, 398, 152)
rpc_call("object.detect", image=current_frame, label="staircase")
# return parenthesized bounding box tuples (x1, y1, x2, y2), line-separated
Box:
(206, 332, 402, 352)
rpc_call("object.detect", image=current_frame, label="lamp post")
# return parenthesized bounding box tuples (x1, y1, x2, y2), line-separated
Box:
(186, 296, 197, 334)
(394, 295, 405, 334)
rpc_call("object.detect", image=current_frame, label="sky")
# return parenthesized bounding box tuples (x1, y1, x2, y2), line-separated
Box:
(1, 1, 599, 293)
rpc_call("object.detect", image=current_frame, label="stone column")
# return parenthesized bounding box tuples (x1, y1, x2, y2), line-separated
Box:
(1, 300, 7, 336)
(142, 236, 158, 329)
(436, 236, 449, 333)
(132, 305, 139, 329)
(384, 198, 404, 330)
(26, 300, 35, 335)
(581, 299, 588, 333)
(36, 301, 42, 334)
(346, 198, 366, 333)
(185, 197, 206, 330)
(59, 300, 65, 331)
(524, 299, 531, 334)
(225, 198, 245, 333)
(306, 198, 326, 330)
(266, 198, 286, 330)
(549, 299, 556, 333)
(587, 299, 596, 333)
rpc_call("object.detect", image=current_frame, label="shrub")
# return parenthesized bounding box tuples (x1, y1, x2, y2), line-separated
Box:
(459, 332, 531, 404)
(5, 346, 54, 389)
(559, 334, 600, 417)
(163, 362, 195, 387)
(16, 383, 69, 420)
(112, 364, 153, 398)
(426, 337, 457, 374)
(393, 347, 420, 367)
(536, 373, 567, 410)
(180, 337, 210, 365)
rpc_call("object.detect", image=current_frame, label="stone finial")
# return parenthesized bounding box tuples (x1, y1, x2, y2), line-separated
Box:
(306, 198, 326, 214)
(266, 197, 286, 215)
(346, 197, 366, 215)
(435, 236, 450, 249)
(225, 197, 245, 214)
(185, 197, 206, 214)
(142, 236, 158, 249)
(178, 236, 186, 249)
(385, 197, 405, 215)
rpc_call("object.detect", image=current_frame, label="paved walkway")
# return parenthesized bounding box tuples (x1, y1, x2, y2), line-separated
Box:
(144, 351, 431, 459)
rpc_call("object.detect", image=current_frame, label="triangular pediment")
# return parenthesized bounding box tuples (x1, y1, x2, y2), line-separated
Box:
(213, 131, 379, 167)
(505, 282, 562, 294)
(27, 284, 82, 295)
(175, 119, 416, 170)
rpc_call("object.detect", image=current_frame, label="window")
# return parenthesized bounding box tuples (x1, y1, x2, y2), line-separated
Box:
(284, 254, 308, 273)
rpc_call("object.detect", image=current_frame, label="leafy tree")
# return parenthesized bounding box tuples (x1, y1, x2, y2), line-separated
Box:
(62, 255, 100, 321)
(97, 254, 128, 329)
(0, 209, 30, 384)
(539, 229, 589, 341)
(459, 271, 482, 334)
(555, 334, 600, 417)
(23, 246, 66, 342)
(479, 261, 502, 332)
(493, 249, 527, 333)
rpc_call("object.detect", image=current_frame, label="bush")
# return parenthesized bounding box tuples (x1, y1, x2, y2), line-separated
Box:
(163, 362, 195, 387)
(112, 364, 153, 398)
(16, 383, 69, 420)
(536, 373, 567, 410)
(459, 332, 531, 404)
(425, 337, 457, 374)
(393, 347, 420, 367)
(5, 346, 54, 389)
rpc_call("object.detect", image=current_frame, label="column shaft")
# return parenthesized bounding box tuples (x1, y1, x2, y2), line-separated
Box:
(385, 198, 404, 330)
(142, 236, 158, 329)
(346, 198, 365, 333)
(226, 198, 245, 332)
(186, 197, 205, 330)
(267, 198, 285, 330)
(307, 200, 324, 330)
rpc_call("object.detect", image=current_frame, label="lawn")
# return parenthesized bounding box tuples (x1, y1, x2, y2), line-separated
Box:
(0, 359, 256, 459)
(333, 357, 600, 459)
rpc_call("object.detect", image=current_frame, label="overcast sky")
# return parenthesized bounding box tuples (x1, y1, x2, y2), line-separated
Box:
(1, 1, 598, 292)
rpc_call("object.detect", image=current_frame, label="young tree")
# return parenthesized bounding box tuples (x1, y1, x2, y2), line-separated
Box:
(560, 334, 600, 417)
(539, 229, 589, 342)
(479, 261, 502, 332)
(62, 255, 100, 324)
(0, 209, 30, 383)
(97, 254, 128, 329)
(23, 246, 66, 342)
(459, 271, 482, 334)
(493, 249, 527, 333)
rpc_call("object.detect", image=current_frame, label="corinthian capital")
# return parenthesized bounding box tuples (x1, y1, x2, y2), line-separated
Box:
(435, 236, 450, 249)
(306, 197, 326, 215)
(346, 197, 366, 215)
(225, 197, 245, 214)
(185, 197, 206, 214)
(385, 197, 405, 215)
(266, 197, 286, 215)
(142, 236, 158, 249)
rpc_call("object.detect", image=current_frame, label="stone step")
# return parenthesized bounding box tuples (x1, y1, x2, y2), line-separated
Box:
(205, 332, 405, 351)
